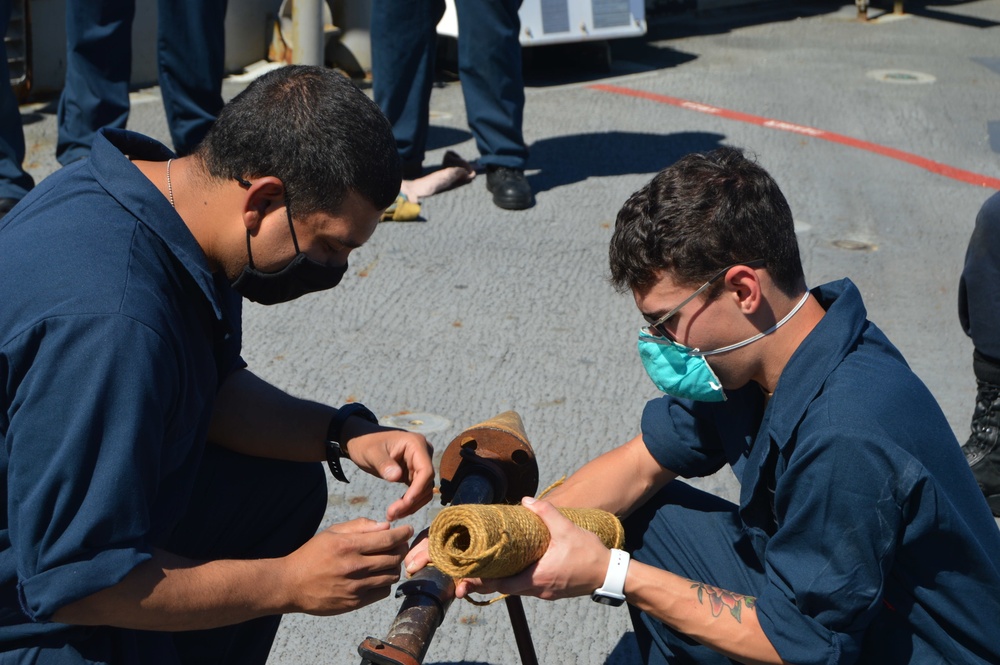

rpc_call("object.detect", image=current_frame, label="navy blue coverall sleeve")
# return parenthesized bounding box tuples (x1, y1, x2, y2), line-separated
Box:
(5, 314, 177, 621)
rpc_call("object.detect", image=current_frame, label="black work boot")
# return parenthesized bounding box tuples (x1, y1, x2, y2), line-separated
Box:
(963, 378, 1000, 516)
(485, 166, 534, 210)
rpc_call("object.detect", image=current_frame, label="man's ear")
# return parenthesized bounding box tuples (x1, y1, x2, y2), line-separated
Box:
(725, 264, 763, 315)
(241, 177, 286, 234)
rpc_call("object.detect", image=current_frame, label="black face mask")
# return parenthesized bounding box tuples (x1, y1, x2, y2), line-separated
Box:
(231, 200, 348, 305)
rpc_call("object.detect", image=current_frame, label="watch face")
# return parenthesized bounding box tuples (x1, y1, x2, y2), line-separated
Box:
(591, 591, 625, 607)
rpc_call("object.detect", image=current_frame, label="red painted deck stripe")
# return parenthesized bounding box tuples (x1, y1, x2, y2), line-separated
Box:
(589, 83, 1000, 190)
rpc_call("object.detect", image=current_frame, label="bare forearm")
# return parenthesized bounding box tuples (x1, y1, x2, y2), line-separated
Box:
(52, 551, 291, 631)
(53, 519, 412, 631)
(544, 435, 676, 517)
(626, 561, 786, 665)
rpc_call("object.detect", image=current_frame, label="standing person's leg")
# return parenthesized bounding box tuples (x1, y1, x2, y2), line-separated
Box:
(623, 482, 766, 664)
(370, 0, 445, 179)
(453, 0, 527, 170)
(958, 190, 1000, 516)
(454, 0, 532, 210)
(162, 444, 328, 665)
(57, 0, 134, 165)
(0, 0, 34, 214)
(157, 0, 227, 156)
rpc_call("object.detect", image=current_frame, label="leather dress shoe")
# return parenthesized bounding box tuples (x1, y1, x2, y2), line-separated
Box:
(485, 166, 533, 210)
(0, 197, 20, 220)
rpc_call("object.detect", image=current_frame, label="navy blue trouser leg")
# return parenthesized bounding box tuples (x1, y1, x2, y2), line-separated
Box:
(161, 444, 328, 665)
(0, 0, 34, 200)
(157, 0, 227, 155)
(57, 0, 134, 165)
(454, 0, 528, 169)
(623, 482, 766, 665)
(959, 191, 1000, 377)
(370, 0, 445, 165)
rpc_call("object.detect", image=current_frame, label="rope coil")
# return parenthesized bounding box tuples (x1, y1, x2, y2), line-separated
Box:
(428, 503, 624, 579)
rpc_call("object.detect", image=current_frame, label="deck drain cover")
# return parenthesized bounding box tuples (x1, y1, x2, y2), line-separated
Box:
(381, 412, 452, 433)
(832, 239, 877, 251)
(867, 69, 936, 84)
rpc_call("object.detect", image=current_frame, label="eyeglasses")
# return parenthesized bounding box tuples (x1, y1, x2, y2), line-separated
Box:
(642, 259, 767, 339)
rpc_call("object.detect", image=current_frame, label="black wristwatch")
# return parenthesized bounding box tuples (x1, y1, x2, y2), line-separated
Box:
(325, 403, 379, 483)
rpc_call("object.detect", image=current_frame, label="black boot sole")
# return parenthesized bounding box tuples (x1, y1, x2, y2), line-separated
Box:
(490, 191, 534, 210)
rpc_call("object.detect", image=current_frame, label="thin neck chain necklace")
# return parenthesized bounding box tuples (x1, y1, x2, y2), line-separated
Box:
(166, 158, 176, 208)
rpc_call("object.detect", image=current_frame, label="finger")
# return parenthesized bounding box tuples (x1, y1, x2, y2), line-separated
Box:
(330, 574, 400, 614)
(347, 552, 407, 579)
(355, 524, 415, 555)
(490, 566, 537, 597)
(404, 547, 430, 576)
(386, 483, 434, 522)
(403, 529, 429, 569)
(351, 582, 398, 610)
(326, 518, 391, 535)
(399, 437, 434, 488)
(455, 577, 498, 599)
(454, 578, 475, 599)
(386, 463, 436, 520)
(404, 530, 429, 557)
(411, 526, 429, 546)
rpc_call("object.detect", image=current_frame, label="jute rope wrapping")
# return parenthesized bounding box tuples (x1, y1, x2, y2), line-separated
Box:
(428, 503, 625, 579)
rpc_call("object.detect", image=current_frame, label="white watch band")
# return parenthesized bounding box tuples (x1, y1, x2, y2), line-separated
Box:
(592, 548, 630, 605)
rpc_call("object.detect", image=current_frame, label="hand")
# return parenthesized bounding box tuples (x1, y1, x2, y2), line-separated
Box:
(342, 418, 435, 521)
(403, 528, 430, 577)
(282, 518, 413, 616)
(455, 497, 611, 601)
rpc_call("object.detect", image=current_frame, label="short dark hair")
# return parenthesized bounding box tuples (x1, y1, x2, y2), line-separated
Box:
(194, 65, 400, 216)
(609, 147, 804, 296)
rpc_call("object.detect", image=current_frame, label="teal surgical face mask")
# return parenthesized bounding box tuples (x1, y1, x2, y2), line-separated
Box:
(637, 291, 810, 401)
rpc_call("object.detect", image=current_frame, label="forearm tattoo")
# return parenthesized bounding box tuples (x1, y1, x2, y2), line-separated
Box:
(690, 581, 757, 623)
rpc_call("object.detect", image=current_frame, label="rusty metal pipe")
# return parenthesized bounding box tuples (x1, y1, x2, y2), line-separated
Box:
(358, 569, 455, 665)
(358, 469, 500, 665)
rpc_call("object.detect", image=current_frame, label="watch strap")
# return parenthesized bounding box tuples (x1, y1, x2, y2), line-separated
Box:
(325, 403, 379, 483)
(325, 440, 350, 484)
(591, 548, 630, 606)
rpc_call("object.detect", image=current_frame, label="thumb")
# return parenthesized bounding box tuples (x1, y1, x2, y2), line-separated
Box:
(380, 462, 403, 483)
(522, 497, 574, 536)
